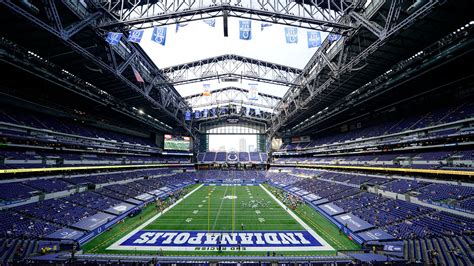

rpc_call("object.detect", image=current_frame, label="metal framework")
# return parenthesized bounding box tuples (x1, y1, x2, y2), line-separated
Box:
(95, 0, 358, 33)
(163, 54, 303, 86)
(184, 87, 281, 110)
(0, 37, 171, 133)
(1, 0, 193, 135)
(269, 0, 440, 138)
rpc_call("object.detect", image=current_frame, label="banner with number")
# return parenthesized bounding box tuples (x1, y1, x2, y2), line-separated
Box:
(185, 110, 191, 121)
(151, 27, 167, 46)
(285, 27, 298, 44)
(307, 31, 322, 48)
(239, 20, 252, 40)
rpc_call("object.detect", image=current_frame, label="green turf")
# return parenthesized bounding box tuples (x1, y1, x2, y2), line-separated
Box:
(144, 185, 302, 232)
(82, 184, 360, 256)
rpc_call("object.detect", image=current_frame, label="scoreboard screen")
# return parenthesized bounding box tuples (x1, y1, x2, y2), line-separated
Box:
(164, 134, 191, 151)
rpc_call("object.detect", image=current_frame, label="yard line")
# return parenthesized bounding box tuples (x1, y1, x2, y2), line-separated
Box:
(211, 185, 229, 230)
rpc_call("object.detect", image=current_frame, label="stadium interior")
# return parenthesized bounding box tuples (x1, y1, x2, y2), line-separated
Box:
(0, 0, 473, 265)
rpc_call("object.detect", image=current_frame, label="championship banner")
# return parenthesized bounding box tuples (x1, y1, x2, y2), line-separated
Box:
(239, 20, 252, 40)
(248, 83, 258, 100)
(285, 27, 298, 44)
(106, 32, 122, 45)
(185, 111, 191, 121)
(128, 30, 144, 43)
(194, 110, 201, 119)
(328, 33, 341, 42)
(202, 109, 208, 117)
(307, 31, 322, 48)
(152, 27, 167, 45)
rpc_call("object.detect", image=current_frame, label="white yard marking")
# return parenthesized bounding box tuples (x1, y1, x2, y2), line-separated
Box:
(259, 184, 334, 251)
(202, 200, 206, 203)
(258, 217, 265, 223)
(255, 210, 261, 215)
(193, 210, 199, 214)
(107, 184, 203, 250)
(185, 218, 192, 222)
(198, 204, 203, 208)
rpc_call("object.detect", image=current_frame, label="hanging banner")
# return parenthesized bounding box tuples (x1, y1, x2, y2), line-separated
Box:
(261, 23, 272, 31)
(285, 27, 298, 44)
(203, 19, 216, 27)
(307, 31, 322, 48)
(239, 20, 252, 40)
(203, 109, 208, 118)
(202, 84, 211, 96)
(328, 33, 341, 42)
(128, 30, 144, 43)
(248, 83, 258, 100)
(106, 32, 123, 45)
(185, 110, 191, 121)
(175, 23, 189, 32)
(152, 27, 167, 45)
(194, 110, 201, 119)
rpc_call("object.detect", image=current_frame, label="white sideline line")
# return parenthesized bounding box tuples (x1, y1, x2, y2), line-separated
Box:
(107, 184, 203, 250)
(108, 184, 334, 251)
(259, 184, 334, 251)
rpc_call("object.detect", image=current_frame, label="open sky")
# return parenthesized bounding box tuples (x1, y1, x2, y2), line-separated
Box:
(139, 17, 330, 98)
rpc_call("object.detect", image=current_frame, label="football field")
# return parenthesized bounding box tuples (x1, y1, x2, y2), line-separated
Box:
(83, 184, 360, 256)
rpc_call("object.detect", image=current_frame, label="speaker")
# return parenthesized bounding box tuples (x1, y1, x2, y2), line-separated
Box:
(223, 12, 228, 37)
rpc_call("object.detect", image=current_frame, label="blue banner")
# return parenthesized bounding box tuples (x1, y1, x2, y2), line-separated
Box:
(118, 230, 322, 249)
(194, 111, 201, 119)
(239, 20, 252, 40)
(328, 33, 341, 42)
(128, 30, 144, 43)
(203, 109, 208, 118)
(285, 27, 298, 44)
(152, 27, 167, 45)
(261, 23, 272, 31)
(175, 23, 189, 32)
(185, 111, 191, 121)
(106, 32, 123, 45)
(203, 19, 216, 27)
(307, 31, 322, 48)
